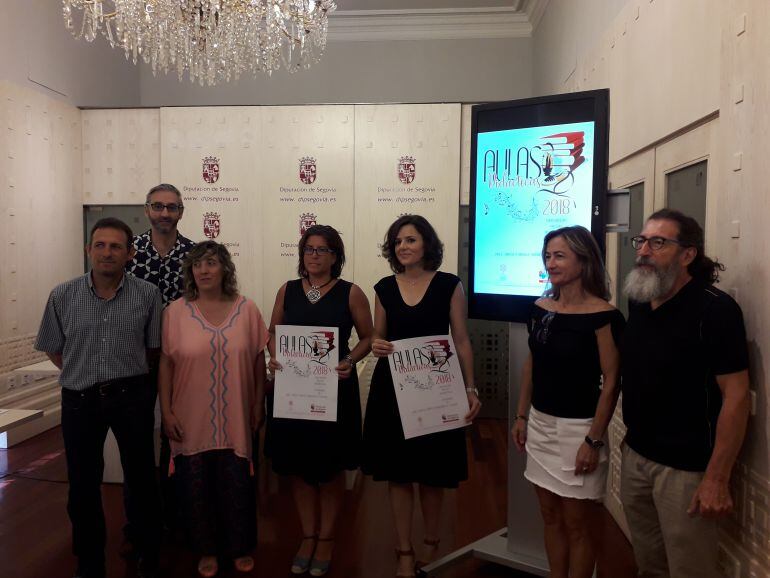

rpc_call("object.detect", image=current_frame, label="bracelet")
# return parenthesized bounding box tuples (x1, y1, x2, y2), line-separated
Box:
(514, 414, 529, 422)
(344, 354, 355, 366)
(465, 387, 479, 395)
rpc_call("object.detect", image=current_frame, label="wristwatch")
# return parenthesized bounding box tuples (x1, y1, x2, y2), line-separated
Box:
(584, 435, 605, 449)
(465, 387, 479, 395)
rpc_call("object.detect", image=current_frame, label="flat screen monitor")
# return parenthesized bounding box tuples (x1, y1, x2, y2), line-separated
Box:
(469, 89, 609, 322)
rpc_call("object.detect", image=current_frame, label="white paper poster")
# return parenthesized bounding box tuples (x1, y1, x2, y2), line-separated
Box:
(389, 334, 470, 439)
(273, 324, 340, 422)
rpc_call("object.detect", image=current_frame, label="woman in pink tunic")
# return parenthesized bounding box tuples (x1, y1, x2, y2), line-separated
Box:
(159, 241, 268, 577)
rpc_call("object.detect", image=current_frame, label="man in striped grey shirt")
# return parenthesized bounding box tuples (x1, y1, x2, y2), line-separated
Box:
(36, 218, 162, 578)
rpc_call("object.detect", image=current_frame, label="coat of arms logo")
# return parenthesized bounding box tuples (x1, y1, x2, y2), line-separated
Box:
(299, 156, 317, 185)
(203, 212, 221, 239)
(398, 155, 416, 184)
(202, 156, 220, 184)
(300, 212, 317, 236)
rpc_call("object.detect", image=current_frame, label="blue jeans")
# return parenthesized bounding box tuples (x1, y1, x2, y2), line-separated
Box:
(61, 376, 161, 577)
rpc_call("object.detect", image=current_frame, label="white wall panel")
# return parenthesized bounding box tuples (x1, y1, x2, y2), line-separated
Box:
(460, 104, 474, 207)
(535, 0, 721, 164)
(140, 38, 533, 107)
(0, 0, 139, 108)
(0, 82, 81, 366)
(260, 106, 355, 313)
(354, 104, 461, 304)
(160, 107, 264, 311)
(82, 109, 160, 205)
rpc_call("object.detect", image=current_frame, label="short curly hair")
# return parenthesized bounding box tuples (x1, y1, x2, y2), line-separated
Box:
(182, 241, 239, 300)
(381, 214, 444, 273)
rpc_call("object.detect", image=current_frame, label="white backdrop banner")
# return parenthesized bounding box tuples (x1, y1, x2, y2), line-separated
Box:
(353, 104, 461, 305)
(160, 107, 264, 311)
(260, 106, 355, 314)
(159, 104, 460, 315)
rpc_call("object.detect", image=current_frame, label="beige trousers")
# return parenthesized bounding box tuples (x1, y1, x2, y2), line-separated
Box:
(620, 444, 719, 578)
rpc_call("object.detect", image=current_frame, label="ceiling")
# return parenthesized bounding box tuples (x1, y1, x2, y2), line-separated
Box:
(328, 0, 548, 41)
(334, 0, 522, 10)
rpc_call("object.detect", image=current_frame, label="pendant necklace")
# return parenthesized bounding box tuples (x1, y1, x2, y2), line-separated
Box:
(306, 278, 334, 304)
(399, 272, 426, 286)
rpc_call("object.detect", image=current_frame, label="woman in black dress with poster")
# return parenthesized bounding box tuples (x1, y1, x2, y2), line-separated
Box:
(266, 225, 373, 576)
(362, 215, 482, 578)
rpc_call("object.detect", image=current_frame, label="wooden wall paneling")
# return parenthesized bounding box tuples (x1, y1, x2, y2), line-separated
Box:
(82, 109, 160, 205)
(0, 82, 81, 369)
(0, 84, 19, 342)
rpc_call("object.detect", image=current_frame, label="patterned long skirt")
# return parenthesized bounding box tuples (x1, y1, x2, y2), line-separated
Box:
(174, 449, 256, 557)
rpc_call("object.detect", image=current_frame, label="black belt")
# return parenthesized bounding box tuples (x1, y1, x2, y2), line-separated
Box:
(64, 374, 150, 398)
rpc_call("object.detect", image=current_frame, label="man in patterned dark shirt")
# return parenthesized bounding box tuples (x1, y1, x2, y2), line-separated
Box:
(127, 183, 194, 307)
(126, 183, 194, 545)
(36, 218, 162, 578)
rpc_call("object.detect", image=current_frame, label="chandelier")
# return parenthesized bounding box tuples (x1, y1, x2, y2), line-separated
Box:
(62, 1, 336, 85)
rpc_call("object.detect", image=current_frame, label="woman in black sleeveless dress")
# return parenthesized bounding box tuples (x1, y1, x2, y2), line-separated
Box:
(361, 215, 482, 578)
(266, 225, 373, 577)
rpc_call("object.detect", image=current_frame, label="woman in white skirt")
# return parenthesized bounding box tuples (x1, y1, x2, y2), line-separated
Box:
(512, 226, 624, 578)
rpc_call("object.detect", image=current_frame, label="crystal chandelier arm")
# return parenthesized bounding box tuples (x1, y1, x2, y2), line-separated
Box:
(62, 0, 336, 85)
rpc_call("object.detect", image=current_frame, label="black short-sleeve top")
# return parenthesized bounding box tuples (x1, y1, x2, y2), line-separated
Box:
(621, 280, 749, 471)
(527, 304, 625, 419)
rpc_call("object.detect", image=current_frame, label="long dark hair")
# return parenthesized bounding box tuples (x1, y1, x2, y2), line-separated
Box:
(182, 241, 239, 300)
(648, 208, 724, 283)
(381, 214, 444, 273)
(297, 224, 346, 279)
(542, 226, 610, 300)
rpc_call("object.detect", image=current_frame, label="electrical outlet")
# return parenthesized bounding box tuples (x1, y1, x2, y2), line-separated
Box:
(20, 373, 31, 386)
(7, 375, 16, 388)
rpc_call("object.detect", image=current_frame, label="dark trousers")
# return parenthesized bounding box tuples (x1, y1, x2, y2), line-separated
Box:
(123, 365, 178, 543)
(174, 450, 256, 558)
(61, 377, 161, 576)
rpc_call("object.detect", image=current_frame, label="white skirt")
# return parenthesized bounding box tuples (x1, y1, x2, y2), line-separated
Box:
(524, 407, 608, 500)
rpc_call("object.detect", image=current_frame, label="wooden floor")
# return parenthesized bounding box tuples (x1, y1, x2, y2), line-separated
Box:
(0, 419, 637, 578)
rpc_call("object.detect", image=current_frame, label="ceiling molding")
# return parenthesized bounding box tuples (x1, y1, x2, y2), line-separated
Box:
(328, 7, 534, 41)
(524, 0, 551, 32)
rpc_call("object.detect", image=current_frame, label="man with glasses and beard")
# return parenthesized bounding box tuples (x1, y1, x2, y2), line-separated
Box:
(128, 183, 195, 307)
(126, 184, 195, 549)
(620, 209, 750, 578)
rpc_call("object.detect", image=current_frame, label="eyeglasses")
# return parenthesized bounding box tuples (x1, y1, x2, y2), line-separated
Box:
(146, 202, 184, 214)
(630, 235, 684, 251)
(535, 311, 556, 345)
(303, 246, 334, 256)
